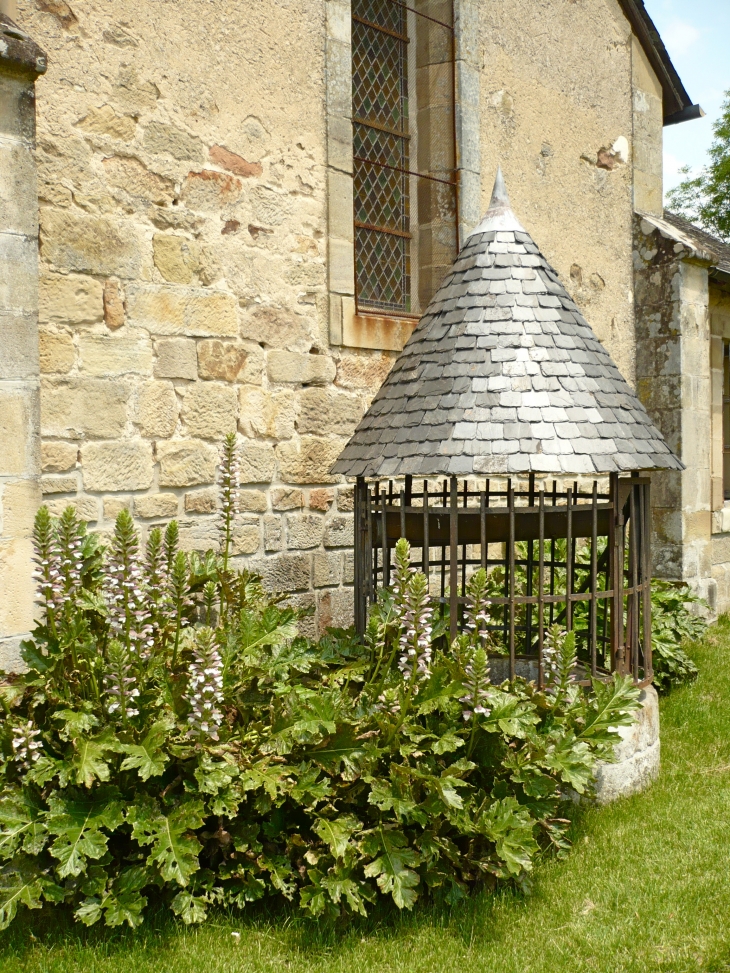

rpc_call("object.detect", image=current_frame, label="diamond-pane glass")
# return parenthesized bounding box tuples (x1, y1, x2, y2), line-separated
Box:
(356, 226, 410, 312)
(352, 19, 407, 132)
(355, 0, 404, 34)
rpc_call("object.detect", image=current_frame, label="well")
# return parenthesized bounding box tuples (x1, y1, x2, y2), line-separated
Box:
(333, 170, 684, 799)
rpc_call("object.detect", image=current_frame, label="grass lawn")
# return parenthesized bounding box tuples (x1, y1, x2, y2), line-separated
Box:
(3, 621, 730, 973)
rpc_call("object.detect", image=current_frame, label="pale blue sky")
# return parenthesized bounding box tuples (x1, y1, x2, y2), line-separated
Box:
(642, 0, 730, 196)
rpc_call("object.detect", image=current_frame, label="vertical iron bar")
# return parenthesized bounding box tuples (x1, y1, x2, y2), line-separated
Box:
(380, 489, 388, 589)
(566, 486, 573, 631)
(461, 479, 468, 596)
(590, 480, 598, 677)
(423, 480, 430, 579)
(642, 481, 653, 681)
(480, 491, 487, 570)
(508, 479, 516, 680)
(610, 472, 624, 674)
(629, 482, 639, 680)
(449, 476, 459, 644)
(355, 477, 365, 636)
(440, 479, 447, 603)
(526, 474, 535, 659)
(400, 486, 406, 541)
(538, 486, 545, 690)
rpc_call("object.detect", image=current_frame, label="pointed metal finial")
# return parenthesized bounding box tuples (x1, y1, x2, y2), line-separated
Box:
(467, 166, 526, 236)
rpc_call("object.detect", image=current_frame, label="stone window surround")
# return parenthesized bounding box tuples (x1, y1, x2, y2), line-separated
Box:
(325, 0, 480, 353)
(711, 303, 730, 533)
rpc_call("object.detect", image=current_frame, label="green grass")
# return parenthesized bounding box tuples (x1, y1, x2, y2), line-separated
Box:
(4, 622, 730, 973)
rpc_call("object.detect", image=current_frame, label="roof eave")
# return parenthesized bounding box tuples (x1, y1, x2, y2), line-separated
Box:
(616, 0, 700, 124)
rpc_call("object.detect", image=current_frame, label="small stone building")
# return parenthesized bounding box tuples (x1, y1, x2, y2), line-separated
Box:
(0, 0, 719, 666)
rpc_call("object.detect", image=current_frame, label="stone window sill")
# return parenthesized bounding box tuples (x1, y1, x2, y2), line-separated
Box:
(712, 503, 730, 534)
(342, 310, 417, 353)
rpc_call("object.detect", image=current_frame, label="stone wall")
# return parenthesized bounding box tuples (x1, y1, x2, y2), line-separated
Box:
(8, 0, 669, 647)
(710, 285, 730, 609)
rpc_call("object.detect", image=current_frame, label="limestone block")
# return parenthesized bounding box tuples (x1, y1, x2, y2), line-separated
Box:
(82, 441, 154, 492)
(41, 378, 129, 440)
(0, 234, 38, 311)
(268, 351, 336, 386)
(0, 480, 41, 540)
(343, 550, 354, 584)
(39, 274, 103, 327)
(182, 383, 238, 440)
(239, 441, 276, 484)
(232, 520, 261, 556)
(41, 441, 77, 474)
(181, 170, 243, 210)
(240, 305, 317, 352)
(198, 340, 251, 383)
(41, 475, 79, 494)
(76, 104, 137, 141)
(45, 495, 99, 523)
(0, 311, 39, 380)
(297, 387, 363, 436)
(41, 210, 142, 279)
(272, 488, 303, 511)
(337, 486, 354, 512)
(0, 141, 38, 237)
(324, 515, 354, 548)
(254, 552, 311, 593)
(154, 338, 198, 380)
(104, 497, 130, 521)
(336, 353, 393, 391)
(264, 515, 283, 552)
(594, 687, 660, 804)
(238, 386, 296, 440)
(286, 514, 324, 550)
(0, 73, 37, 144)
(143, 121, 204, 163)
(239, 490, 268, 513)
(103, 280, 125, 330)
(276, 437, 343, 485)
(157, 440, 218, 487)
(184, 488, 218, 514)
(135, 381, 179, 438)
(153, 234, 198, 284)
(39, 330, 74, 374)
(79, 335, 152, 376)
(209, 145, 262, 178)
(126, 285, 238, 337)
(102, 156, 175, 206)
(313, 550, 342, 587)
(318, 588, 354, 630)
(178, 521, 220, 553)
(134, 494, 179, 519)
(0, 537, 37, 640)
(0, 388, 37, 477)
(309, 489, 334, 512)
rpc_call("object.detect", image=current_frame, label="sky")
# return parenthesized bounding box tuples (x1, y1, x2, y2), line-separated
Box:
(642, 0, 730, 197)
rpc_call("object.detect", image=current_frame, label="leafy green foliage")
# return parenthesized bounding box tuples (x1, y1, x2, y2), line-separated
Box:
(667, 90, 730, 241)
(650, 581, 704, 691)
(0, 486, 641, 931)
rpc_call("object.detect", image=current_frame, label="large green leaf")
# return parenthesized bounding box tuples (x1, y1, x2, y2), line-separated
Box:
(171, 890, 207, 924)
(0, 856, 59, 930)
(71, 729, 122, 788)
(120, 722, 170, 782)
(128, 798, 204, 886)
(310, 725, 369, 778)
(362, 827, 421, 909)
(475, 797, 538, 877)
(47, 789, 124, 879)
(0, 789, 47, 860)
(313, 814, 360, 859)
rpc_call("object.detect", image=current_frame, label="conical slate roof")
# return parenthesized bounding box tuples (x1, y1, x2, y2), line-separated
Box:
(333, 170, 683, 479)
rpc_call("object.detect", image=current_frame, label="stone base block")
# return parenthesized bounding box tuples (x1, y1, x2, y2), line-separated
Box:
(594, 686, 660, 804)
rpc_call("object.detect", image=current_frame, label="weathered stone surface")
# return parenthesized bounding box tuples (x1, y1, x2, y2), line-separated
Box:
(153, 234, 198, 285)
(198, 340, 249, 383)
(41, 379, 129, 440)
(594, 688, 660, 804)
(297, 387, 362, 436)
(154, 338, 197, 380)
(41, 210, 142, 278)
(134, 493, 179, 519)
(41, 475, 78, 494)
(239, 489, 268, 513)
(181, 169, 243, 210)
(79, 335, 153, 376)
(253, 552, 311, 593)
(209, 144, 262, 178)
(276, 437, 343, 484)
(143, 120, 204, 163)
(136, 381, 178, 438)
(41, 441, 77, 473)
(337, 486, 354, 512)
(286, 514, 324, 550)
(309, 488, 334, 512)
(104, 497, 130, 520)
(239, 305, 316, 352)
(313, 550, 342, 587)
(0, 312, 39, 381)
(157, 440, 218, 487)
(39, 274, 103, 327)
(182, 383, 238, 439)
(103, 280, 126, 330)
(39, 330, 75, 374)
(343, 550, 354, 584)
(336, 353, 394, 391)
(239, 441, 276, 483)
(76, 104, 136, 140)
(178, 521, 220, 553)
(264, 514, 283, 551)
(324, 515, 353, 548)
(102, 155, 175, 205)
(317, 588, 354, 629)
(46, 495, 99, 522)
(238, 386, 296, 440)
(184, 487, 218, 514)
(232, 520, 261, 555)
(272, 488, 303, 511)
(82, 441, 154, 491)
(126, 285, 238, 337)
(268, 351, 336, 386)
(0, 389, 37, 478)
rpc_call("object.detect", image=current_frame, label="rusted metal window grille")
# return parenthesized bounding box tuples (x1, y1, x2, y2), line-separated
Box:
(354, 473, 653, 688)
(351, 0, 458, 317)
(724, 342, 730, 500)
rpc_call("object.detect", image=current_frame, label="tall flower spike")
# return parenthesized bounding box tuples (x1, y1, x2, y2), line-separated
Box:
(398, 570, 434, 686)
(104, 640, 140, 720)
(54, 507, 86, 608)
(11, 721, 43, 770)
(163, 520, 179, 576)
(464, 568, 492, 648)
(219, 432, 240, 568)
(186, 627, 224, 741)
(31, 506, 61, 625)
(391, 538, 414, 615)
(104, 510, 153, 657)
(459, 647, 491, 722)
